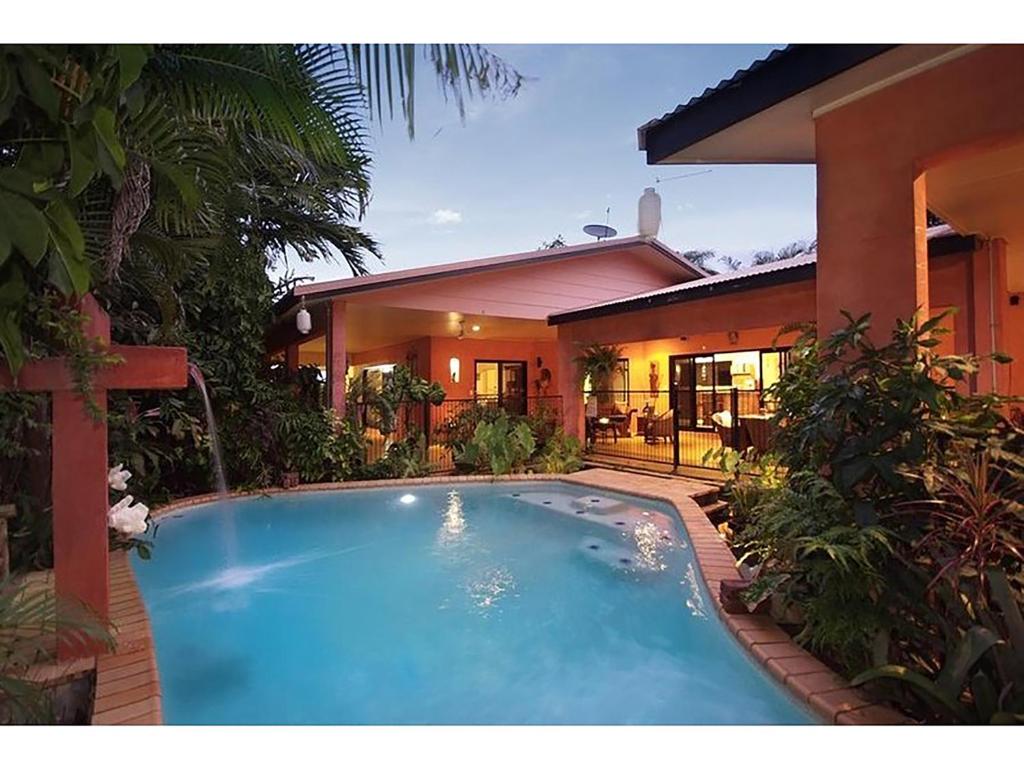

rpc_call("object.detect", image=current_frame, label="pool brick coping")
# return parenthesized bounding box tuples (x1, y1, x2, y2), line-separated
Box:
(96, 468, 912, 726)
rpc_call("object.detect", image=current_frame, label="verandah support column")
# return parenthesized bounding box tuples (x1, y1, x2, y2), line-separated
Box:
(327, 298, 347, 416)
(555, 325, 582, 440)
(971, 238, 1009, 394)
(285, 342, 299, 372)
(815, 116, 930, 340)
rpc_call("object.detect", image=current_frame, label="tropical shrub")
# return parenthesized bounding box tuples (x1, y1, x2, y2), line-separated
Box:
(0, 577, 113, 724)
(352, 432, 433, 480)
(535, 429, 583, 474)
(524, 400, 561, 451)
(725, 310, 1023, 722)
(702, 446, 784, 537)
(455, 413, 536, 475)
(275, 407, 365, 485)
(435, 400, 508, 457)
(350, 365, 445, 438)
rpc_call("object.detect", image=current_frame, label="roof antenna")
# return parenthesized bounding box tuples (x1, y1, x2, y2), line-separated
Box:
(654, 169, 713, 185)
(583, 207, 617, 241)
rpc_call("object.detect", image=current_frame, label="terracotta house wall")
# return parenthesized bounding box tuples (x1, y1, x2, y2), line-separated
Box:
(558, 280, 818, 349)
(1006, 299, 1024, 397)
(342, 336, 560, 401)
(928, 251, 972, 358)
(814, 46, 1024, 345)
(429, 337, 560, 400)
(349, 337, 433, 379)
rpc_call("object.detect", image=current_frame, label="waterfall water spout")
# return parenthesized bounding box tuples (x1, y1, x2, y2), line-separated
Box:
(187, 362, 228, 498)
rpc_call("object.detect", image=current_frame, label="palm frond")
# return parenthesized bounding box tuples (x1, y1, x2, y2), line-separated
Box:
(0, 577, 113, 724)
(343, 44, 524, 138)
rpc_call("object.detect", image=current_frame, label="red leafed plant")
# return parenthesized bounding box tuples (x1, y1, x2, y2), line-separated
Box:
(900, 442, 1024, 592)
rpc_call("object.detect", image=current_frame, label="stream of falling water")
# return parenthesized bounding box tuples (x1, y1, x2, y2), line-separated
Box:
(187, 362, 236, 561)
(187, 362, 228, 496)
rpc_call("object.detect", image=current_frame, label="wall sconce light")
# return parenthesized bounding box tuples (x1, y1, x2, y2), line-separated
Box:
(296, 298, 311, 335)
(449, 356, 461, 383)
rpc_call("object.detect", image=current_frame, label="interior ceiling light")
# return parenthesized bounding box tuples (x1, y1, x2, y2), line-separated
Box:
(471, 324, 481, 332)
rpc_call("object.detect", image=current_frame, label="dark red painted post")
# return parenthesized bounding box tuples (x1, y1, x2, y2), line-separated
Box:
(0, 294, 188, 660)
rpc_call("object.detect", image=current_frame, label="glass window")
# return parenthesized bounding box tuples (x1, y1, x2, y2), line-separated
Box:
(475, 362, 499, 398)
(616, 358, 629, 393)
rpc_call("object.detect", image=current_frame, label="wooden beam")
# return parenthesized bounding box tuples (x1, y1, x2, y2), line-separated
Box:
(0, 347, 187, 393)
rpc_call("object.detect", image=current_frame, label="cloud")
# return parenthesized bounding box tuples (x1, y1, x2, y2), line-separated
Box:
(431, 208, 463, 226)
(572, 209, 593, 221)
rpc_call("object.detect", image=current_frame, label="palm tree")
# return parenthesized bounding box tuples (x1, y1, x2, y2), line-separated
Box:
(0, 44, 525, 371)
(342, 44, 525, 138)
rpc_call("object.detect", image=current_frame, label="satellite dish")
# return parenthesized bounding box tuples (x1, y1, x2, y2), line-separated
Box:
(583, 224, 617, 241)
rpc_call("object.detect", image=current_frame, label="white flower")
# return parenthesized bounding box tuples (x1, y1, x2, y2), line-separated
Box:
(108, 463, 132, 492)
(108, 494, 150, 536)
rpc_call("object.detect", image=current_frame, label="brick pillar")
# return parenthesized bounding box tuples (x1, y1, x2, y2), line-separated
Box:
(815, 120, 930, 340)
(326, 299, 347, 416)
(556, 326, 582, 439)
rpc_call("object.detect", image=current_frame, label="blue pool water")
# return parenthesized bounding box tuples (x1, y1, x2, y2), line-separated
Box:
(132, 482, 814, 724)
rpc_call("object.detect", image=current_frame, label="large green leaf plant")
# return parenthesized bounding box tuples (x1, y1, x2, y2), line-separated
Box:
(0, 44, 146, 373)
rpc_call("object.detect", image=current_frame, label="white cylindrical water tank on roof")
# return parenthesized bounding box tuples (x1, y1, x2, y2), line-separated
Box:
(638, 187, 661, 237)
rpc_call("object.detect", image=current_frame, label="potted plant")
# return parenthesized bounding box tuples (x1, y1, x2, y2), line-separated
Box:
(575, 343, 624, 410)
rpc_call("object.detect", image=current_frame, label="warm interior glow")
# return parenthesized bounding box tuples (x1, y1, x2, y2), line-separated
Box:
(449, 356, 461, 383)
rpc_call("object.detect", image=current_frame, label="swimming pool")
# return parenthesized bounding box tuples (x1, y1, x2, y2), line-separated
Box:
(132, 482, 815, 724)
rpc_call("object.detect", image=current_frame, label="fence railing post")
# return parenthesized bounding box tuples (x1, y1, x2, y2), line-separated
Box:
(671, 398, 680, 469)
(730, 387, 741, 450)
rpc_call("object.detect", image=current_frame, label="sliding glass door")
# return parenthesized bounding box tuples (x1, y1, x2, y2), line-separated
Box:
(669, 348, 790, 431)
(475, 360, 528, 414)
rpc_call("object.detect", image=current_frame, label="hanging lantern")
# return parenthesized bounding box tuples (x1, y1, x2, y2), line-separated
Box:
(296, 300, 312, 335)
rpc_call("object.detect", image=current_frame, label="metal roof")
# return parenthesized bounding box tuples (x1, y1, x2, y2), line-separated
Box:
(637, 46, 795, 147)
(548, 227, 978, 325)
(638, 45, 896, 163)
(273, 235, 708, 315)
(548, 253, 817, 325)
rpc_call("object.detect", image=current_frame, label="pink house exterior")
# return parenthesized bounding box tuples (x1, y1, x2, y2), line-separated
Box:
(267, 236, 706, 413)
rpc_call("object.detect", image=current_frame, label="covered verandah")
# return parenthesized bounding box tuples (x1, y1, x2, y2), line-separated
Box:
(551, 227, 997, 474)
(265, 237, 704, 468)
